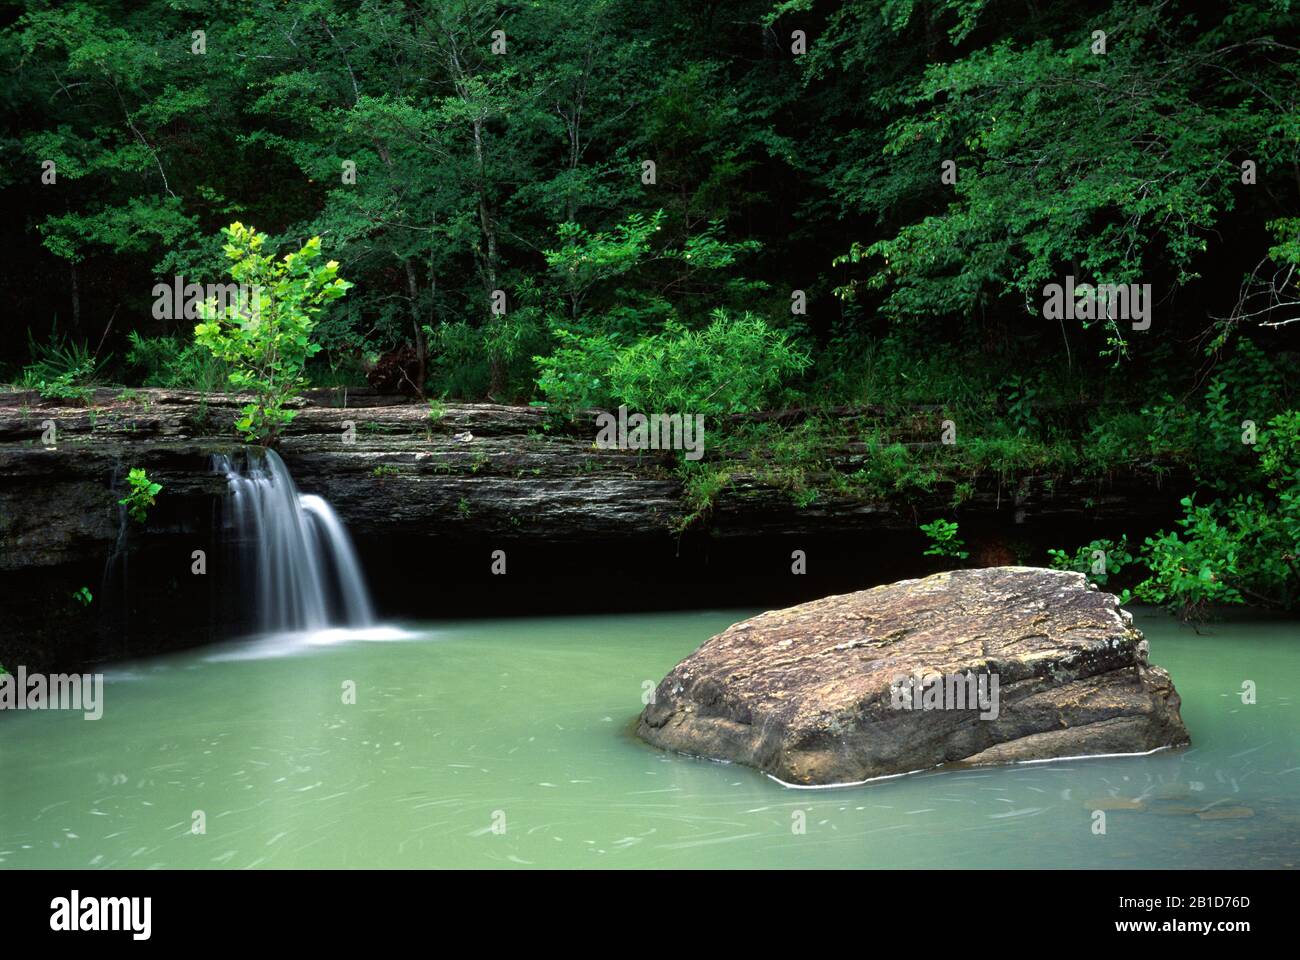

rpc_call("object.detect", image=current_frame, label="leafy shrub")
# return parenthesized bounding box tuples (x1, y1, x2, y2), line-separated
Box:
(920, 518, 969, 561)
(1134, 497, 1247, 616)
(1048, 537, 1133, 592)
(118, 467, 162, 524)
(536, 309, 810, 414)
(544, 211, 664, 318)
(1135, 412, 1300, 616)
(194, 223, 352, 444)
(847, 438, 935, 495)
(25, 367, 96, 403)
(531, 327, 622, 411)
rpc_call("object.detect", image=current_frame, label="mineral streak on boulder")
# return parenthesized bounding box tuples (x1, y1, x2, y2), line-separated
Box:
(637, 567, 1189, 786)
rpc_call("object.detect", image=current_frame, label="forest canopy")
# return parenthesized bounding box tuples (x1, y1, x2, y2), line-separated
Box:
(3, 0, 1296, 397)
(3, 0, 1300, 613)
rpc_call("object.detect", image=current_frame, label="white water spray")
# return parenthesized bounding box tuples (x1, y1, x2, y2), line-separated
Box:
(214, 448, 375, 632)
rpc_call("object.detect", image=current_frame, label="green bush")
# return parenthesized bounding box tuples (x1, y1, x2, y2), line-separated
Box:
(920, 518, 969, 561)
(1048, 536, 1133, 593)
(194, 223, 352, 444)
(535, 309, 810, 414)
(1134, 497, 1247, 616)
(118, 467, 162, 524)
(531, 327, 622, 411)
(1134, 412, 1300, 616)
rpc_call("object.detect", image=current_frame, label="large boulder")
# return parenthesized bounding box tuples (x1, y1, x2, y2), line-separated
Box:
(637, 567, 1189, 785)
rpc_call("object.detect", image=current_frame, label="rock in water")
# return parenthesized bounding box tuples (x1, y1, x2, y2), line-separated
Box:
(636, 567, 1189, 785)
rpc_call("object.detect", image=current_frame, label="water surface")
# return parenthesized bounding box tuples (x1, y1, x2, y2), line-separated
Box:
(2, 609, 1297, 868)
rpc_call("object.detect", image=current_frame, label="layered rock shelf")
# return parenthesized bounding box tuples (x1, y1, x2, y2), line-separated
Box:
(0, 387, 1185, 570)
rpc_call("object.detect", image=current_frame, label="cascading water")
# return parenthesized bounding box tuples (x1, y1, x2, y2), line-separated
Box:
(214, 448, 375, 633)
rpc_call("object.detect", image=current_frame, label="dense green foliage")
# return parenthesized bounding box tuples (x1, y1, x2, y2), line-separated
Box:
(1132, 412, 1300, 616)
(536, 309, 810, 413)
(2, 0, 1298, 614)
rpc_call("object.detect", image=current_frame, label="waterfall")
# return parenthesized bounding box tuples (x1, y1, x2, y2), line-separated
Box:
(214, 448, 375, 632)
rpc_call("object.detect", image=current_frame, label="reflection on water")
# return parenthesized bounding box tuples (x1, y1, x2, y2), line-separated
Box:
(1, 608, 1297, 868)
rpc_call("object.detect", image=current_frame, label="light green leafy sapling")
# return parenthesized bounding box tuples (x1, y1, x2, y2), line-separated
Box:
(194, 223, 352, 446)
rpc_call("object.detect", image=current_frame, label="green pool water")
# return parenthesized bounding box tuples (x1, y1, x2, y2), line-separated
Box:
(1, 608, 1297, 869)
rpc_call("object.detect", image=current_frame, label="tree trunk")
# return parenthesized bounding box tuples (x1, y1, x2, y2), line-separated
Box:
(70, 262, 81, 334)
(470, 117, 505, 399)
(404, 260, 428, 397)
